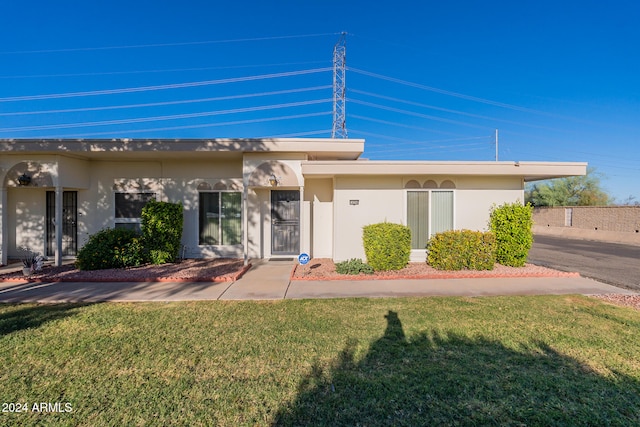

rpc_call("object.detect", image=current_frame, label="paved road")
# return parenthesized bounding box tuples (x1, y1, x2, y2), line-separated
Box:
(529, 235, 640, 290)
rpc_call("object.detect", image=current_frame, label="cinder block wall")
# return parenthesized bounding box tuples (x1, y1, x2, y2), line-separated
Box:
(533, 206, 640, 232)
(532, 207, 565, 227)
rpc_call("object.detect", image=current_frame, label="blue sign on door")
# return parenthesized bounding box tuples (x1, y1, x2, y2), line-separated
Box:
(298, 253, 310, 265)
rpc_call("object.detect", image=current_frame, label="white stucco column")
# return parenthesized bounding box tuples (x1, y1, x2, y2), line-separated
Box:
(299, 185, 307, 256)
(242, 184, 249, 266)
(54, 186, 63, 266)
(0, 187, 7, 265)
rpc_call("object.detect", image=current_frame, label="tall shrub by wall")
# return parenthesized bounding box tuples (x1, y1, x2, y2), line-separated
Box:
(489, 202, 533, 267)
(362, 222, 411, 271)
(141, 200, 184, 264)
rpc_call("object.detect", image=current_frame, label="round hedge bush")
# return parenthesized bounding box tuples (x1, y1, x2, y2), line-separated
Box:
(362, 222, 411, 271)
(75, 228, 147, 270)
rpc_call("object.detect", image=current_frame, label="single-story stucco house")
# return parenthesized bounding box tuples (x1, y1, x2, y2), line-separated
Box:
(0, 138, 586, 266)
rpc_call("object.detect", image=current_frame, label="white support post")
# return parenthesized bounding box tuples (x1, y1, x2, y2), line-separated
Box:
(243, 185, 249, 266)
(299, 185, 306, 256)
(0, 187, 7, 266)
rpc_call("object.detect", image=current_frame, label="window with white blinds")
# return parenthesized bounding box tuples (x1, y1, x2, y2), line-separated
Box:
(407, 190, 454, 249)
(431, 191, 454, 235)
(199, 192, 242, 245)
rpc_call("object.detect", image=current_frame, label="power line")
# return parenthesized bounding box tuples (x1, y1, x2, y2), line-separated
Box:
(350, 114, 470, 137)
(0, 86, 332, 116)
(50, 112, 332, 138)
(349, 98, 493, 130)
(0, 68, 332, 102)
(366, 135, 491, 147)
(364, 142, 490, 155)
(0, 33, 341, 55)
(362, 138, 490, 155)
(350, 88, 565, 132)
(0, 61, 330, 80)
(351, 129, 490, 147)
(259, 129, 332, 138)
(349, 67, 588, 122)
(0, 99, 332, 132)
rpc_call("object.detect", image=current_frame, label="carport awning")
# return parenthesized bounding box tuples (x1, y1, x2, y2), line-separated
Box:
(301, 160, 587, 181)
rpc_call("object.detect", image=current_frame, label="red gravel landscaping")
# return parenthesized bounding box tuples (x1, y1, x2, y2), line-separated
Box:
(292, 258, 580, 280)
(592, 294, 640, 311)
(0, 259, 250, 283)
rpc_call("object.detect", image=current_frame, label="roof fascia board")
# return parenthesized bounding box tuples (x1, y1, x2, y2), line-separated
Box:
(0, 138, 365, 157)
(301, 160, 588, 180)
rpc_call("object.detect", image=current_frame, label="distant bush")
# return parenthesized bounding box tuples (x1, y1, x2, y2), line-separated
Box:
(335, 258, 374, 275)
(76, 228, 147, 271)
(362, 222, 411, 271)
(489, 202, 533, 267)
(427, 230, 496, 271)
(141, 200, 184, 265)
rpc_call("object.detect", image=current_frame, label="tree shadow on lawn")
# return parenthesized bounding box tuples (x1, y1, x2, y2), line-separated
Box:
(273, 311, 640, 426)
(0, 303, 94, 336)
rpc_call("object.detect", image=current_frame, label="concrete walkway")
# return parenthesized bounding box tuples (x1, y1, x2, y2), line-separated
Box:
(0, 260, 636, 303)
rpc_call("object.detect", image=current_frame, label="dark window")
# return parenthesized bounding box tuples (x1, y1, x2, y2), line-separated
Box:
(115, 193, 156, 218)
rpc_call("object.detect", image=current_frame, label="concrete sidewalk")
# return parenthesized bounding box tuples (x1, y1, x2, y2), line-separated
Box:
(0, 260, 636, 303)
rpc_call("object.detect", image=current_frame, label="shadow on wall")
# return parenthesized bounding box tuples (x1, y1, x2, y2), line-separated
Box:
(273, 311, 640, 426)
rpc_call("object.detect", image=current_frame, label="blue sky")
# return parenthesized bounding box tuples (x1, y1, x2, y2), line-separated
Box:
(1, 1, 639, 201)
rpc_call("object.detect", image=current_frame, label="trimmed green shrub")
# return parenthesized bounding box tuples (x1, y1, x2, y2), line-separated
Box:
(141, 200, 184, 265)
(427, 230, 496, 270)
(76, 228, 147, 270)
(489, 201, 533, 267)
(362, 222, 411, 271)
(335, 258, 375, 275)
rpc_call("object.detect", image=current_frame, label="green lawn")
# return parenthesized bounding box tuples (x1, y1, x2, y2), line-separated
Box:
(1, 296, 639, 426)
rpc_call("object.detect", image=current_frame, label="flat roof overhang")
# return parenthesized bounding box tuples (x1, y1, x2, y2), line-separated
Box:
(0, 138, 365, 161)
(301, 160, 588, 182)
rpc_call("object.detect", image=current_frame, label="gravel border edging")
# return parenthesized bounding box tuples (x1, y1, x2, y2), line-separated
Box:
(0, 263, 252, 284)
(290, 264, 581, 281)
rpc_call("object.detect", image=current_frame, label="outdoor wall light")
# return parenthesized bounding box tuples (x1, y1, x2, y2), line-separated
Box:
(17, 173, 32, 186)
(268, 174, 281, 187)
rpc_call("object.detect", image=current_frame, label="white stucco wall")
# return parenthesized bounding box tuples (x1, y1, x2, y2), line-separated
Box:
(454, 176, 524, 232)
(163, 159, 243, 258)
(246, 188, 267, 259)
(332, 175, 524, 262)
(57, 157, 90, 189)
(82, 161, 163, 238)
(305, 178, 334, 259)
(7, 188, 47, 256)
(79, 159, 244, 258)
(333, 177, 405, 261)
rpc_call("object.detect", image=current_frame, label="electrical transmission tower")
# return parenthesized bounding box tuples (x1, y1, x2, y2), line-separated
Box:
(332, 32, 347, 138)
